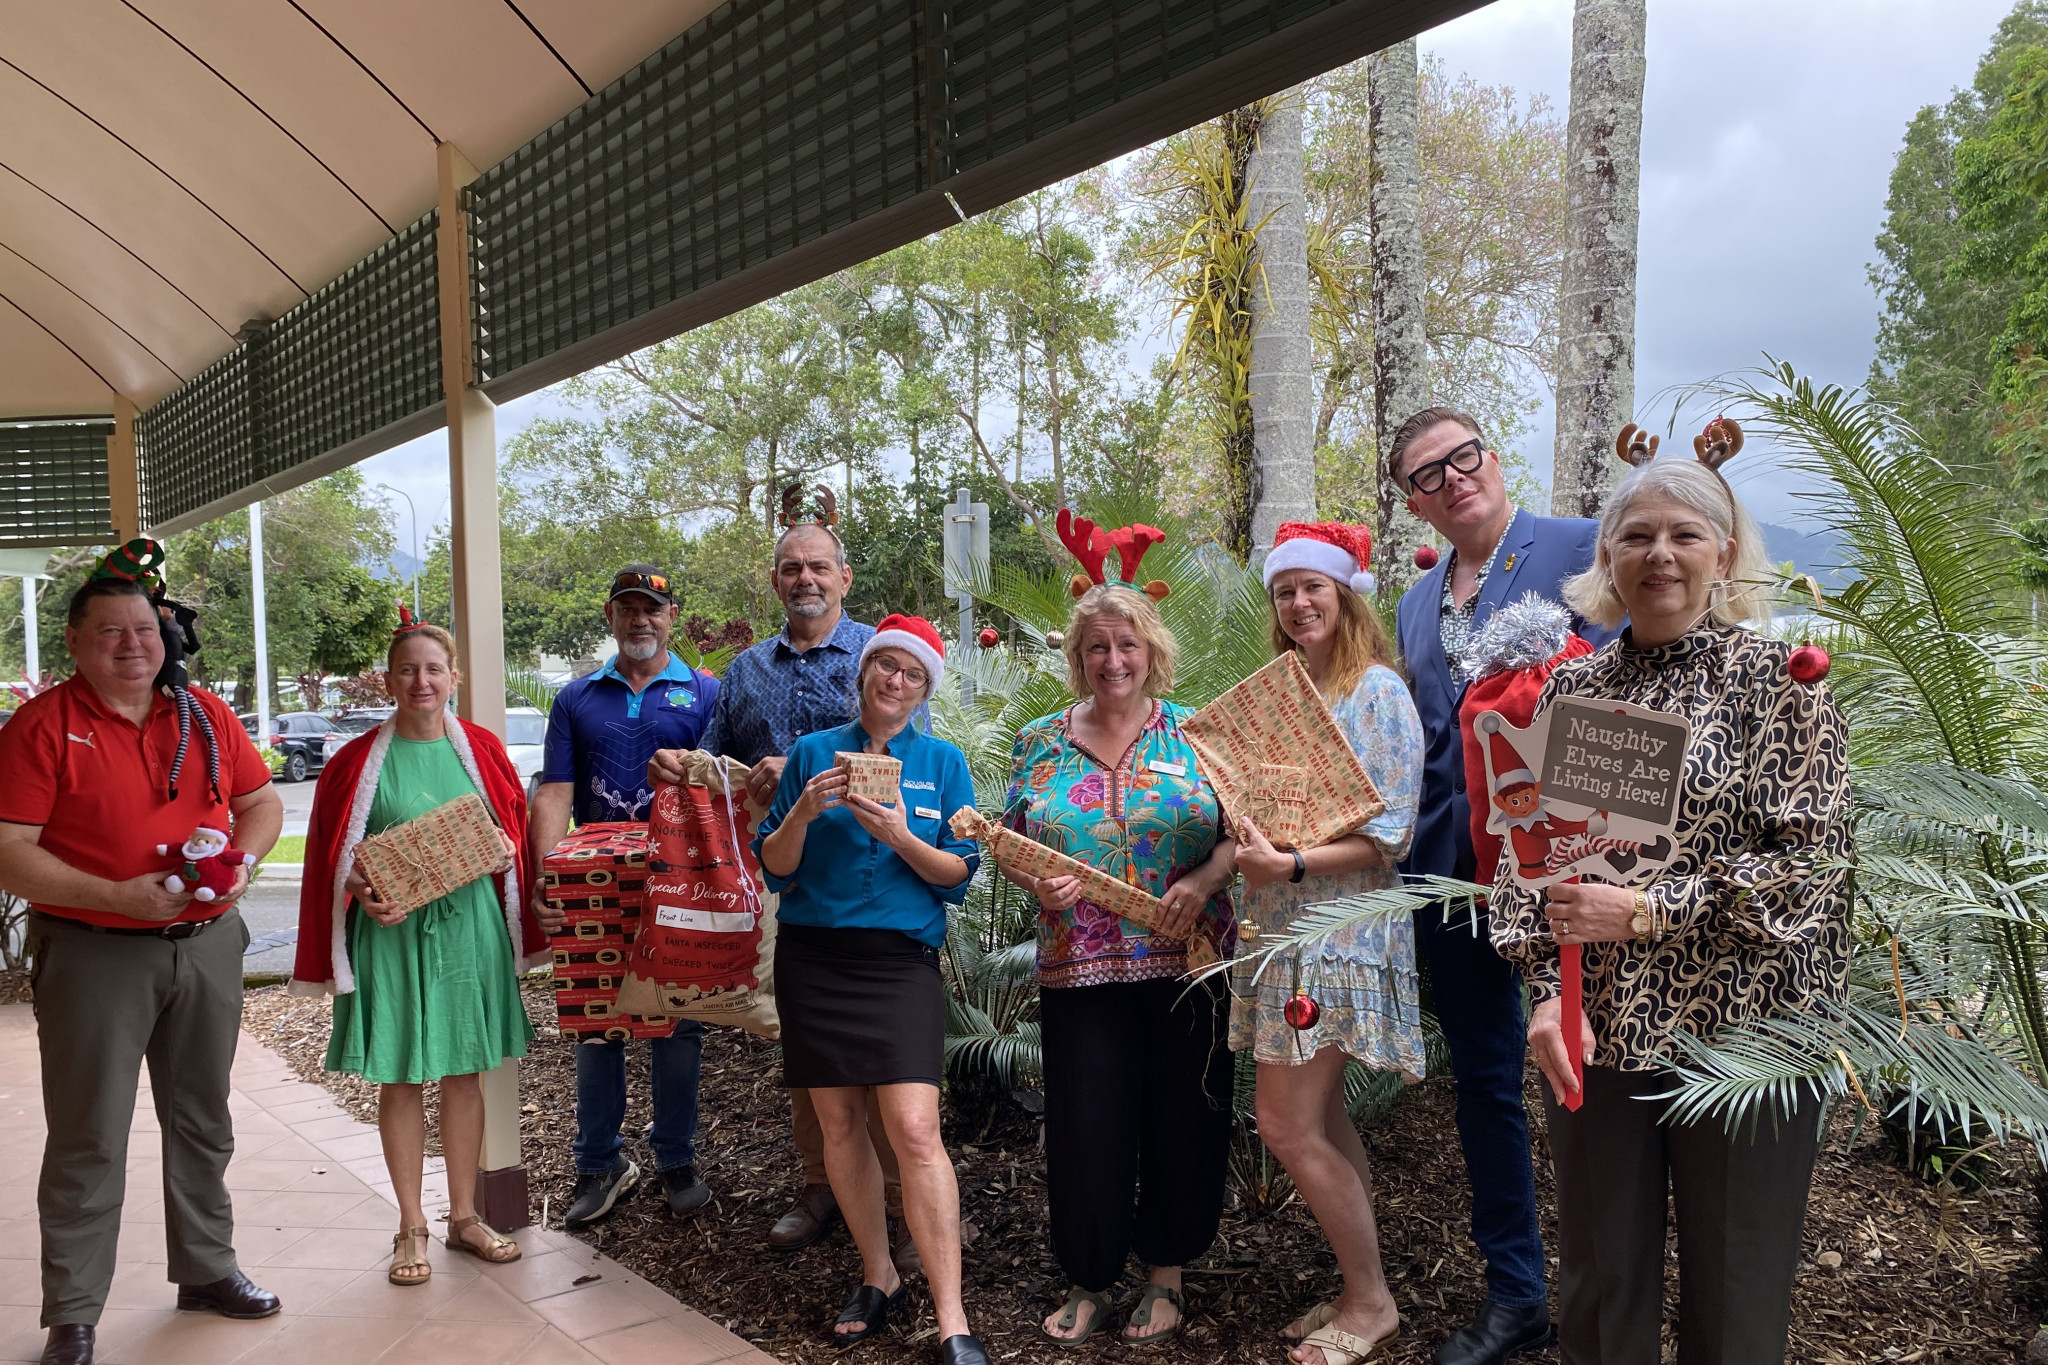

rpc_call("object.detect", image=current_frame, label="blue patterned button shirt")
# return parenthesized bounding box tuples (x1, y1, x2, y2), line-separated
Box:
(702, 613, 925, 764)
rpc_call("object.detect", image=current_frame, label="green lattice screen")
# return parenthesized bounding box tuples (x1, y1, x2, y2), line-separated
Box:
(0, 419, 114, 548)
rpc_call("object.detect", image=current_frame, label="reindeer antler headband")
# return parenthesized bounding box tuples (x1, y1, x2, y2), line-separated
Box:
(779, 483, 841, 531)
(1055, 508, 1170, 602)
(1615, 416, 1743, 477)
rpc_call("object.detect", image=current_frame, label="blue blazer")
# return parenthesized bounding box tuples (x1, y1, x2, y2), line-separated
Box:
(1395, 507, 1614, 882)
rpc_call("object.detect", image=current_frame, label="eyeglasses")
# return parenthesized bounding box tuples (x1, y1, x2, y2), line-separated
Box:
(872, 656, 929, 688)
(610, 571, 669, 595)
(1403, 438, 1486, 495)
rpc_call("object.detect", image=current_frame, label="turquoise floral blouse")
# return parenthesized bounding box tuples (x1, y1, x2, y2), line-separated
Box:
(1005, 700, 1236, 988)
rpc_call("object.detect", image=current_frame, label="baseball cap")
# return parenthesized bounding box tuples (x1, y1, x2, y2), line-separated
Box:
(607, 565, 673, 606)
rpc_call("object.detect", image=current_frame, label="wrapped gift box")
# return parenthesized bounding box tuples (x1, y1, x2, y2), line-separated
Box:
(353, 792, 510, 913)
(1245, 763, 1310, 850)
(542, 823, 681, 1039)
(835, 750, 903, 806)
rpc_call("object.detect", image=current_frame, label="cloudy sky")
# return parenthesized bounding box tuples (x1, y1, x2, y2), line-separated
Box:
(359, 0, 2017, 555)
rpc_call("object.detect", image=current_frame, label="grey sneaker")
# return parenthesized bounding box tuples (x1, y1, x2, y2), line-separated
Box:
(659, 1164, 712, 1216)
(563, 1156, 639, 1229)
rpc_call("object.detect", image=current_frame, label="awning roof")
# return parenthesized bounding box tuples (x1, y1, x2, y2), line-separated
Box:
(0, 0, 721, 417)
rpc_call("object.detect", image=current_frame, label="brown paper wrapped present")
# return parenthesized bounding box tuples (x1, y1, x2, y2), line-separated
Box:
(835, 750, 903, 806)
(949, 806, 1176, 939)
(353, 791, 509, 914)
(1245, 763, 1309, 850)
(1183, 652, 1385, 849)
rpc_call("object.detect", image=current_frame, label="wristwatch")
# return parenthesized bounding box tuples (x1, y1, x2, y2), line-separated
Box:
(1630, 889, 1654, 943)
(1289, 850, 1307, 884)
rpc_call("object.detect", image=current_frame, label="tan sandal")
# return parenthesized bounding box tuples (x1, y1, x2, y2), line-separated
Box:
(388, 1226, 431, 1285)
(1298, 1324, 1399, 1365)
(1284, 1301, 1336, 1341)
(445, 1214, 522, 1264)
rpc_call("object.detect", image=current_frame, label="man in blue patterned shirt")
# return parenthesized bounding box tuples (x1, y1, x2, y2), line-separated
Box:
(649, 520, 925, 1268)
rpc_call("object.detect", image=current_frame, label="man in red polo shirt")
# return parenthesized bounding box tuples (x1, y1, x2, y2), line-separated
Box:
(0, 576, 283, 1365)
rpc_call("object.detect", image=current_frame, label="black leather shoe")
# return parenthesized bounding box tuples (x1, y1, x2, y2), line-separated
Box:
(938, 1333, 991, 1365)
(39, 1325, 92, 1365)
(1433, 1300, 1554, 1365)
(175, 1269, 282, 1319)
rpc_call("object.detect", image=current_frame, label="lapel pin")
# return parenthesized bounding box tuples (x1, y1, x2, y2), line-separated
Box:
(1502, 552, 1517, 573)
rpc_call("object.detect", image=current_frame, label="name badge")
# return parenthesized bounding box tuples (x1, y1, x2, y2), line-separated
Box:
(1148, 760, 1187, 777)
(914, 806, 942, 819)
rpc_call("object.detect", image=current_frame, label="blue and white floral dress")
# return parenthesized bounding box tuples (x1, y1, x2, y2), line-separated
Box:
(1228, 663, 1427, 1072)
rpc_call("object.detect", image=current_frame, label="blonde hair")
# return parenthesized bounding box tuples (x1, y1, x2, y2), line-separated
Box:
(1564, 459, 1776, 630)
(1063, 585, 1178, 699)
(387, 624, 459, 672)
(1267, 577, 1396, 698)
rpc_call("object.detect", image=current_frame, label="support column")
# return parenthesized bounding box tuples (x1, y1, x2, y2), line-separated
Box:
(437, 139, 525, 1230)
(108, 396, 141, 542)
(21, 576, 37, 685)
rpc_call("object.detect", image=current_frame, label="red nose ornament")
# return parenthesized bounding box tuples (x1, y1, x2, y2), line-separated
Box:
(1787, 644, 1830, 686)
(977, 627, 999, 649)
(1283, 991, 1320, 1031)
(1414, 544, 1440, 572)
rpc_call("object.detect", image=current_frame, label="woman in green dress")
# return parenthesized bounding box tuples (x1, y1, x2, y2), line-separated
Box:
(293, 618, 546, 1284)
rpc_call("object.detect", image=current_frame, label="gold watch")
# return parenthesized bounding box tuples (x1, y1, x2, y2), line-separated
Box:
(1630, 890, 1653, 943)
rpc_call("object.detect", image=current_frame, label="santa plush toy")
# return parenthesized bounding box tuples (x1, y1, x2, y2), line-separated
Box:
(157, 826, 255, 902)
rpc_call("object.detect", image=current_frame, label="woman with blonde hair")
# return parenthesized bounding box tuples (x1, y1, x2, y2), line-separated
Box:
(1006, 518, 1239, 1349)
(293, 612, 546, 1285)
(1491, 424, 1851, 1364)
(1229, 523, 1423, 1365)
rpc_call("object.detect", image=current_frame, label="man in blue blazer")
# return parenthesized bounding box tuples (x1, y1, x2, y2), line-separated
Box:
(1391, 407, 1614, 1365)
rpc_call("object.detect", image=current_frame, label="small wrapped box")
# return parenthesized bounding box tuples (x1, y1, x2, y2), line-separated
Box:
(353, 792, 510, 914)
(835, 750, 903, 806)
(1183, 653, 1385, 850)
(1245, 763, 1309, 850)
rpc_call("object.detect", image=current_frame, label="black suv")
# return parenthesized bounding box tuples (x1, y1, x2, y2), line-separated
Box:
(240, 711, 338, 783)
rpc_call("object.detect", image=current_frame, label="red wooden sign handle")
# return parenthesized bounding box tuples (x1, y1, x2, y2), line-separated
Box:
(1559, 940, 1584, 1111)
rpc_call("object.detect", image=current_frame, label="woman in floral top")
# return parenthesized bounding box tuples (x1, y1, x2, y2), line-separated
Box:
(1005, 583, 1236, 1348)
(1227, 523, 1422, 1365)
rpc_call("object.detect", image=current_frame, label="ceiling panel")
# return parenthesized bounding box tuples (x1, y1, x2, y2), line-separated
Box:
(0, 246, 181, 402)
(517, 0, 725, 95)
(0, 300, 112, 415)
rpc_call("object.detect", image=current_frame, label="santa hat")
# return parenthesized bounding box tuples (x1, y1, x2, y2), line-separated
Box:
(1474, 712, 1535, 791)
(1263, 522, 1376, 596)
(861, 614, 945, 692)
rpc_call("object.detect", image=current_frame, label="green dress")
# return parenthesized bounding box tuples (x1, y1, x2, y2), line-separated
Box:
(325, 736, 534, 1084)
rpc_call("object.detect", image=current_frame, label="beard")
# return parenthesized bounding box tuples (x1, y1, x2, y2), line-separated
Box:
(618, 636, 661, 662)
(786, 592, 828, 619)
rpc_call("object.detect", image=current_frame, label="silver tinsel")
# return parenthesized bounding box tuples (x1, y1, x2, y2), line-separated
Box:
(1460, 592, 1576, 684)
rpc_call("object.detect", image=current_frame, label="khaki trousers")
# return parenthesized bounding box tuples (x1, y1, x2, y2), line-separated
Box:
(29, 910, 248, 1326)
(790, 1087, 901, 1213)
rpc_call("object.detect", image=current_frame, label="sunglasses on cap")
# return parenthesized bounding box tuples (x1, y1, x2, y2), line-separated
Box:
(1403, 438, 1487, 495)
(609, 570, 670, 597)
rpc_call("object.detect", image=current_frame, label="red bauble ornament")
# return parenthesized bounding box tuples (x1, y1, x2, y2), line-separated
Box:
(1787, 643, 1831, 686)
(978, 627, 999, 648)
(1283, 991, 1320, 1031)
(1414, 544, 1440, 571)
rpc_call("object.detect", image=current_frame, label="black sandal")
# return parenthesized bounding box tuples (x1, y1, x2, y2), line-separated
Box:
(834, 1280, 909, 1347)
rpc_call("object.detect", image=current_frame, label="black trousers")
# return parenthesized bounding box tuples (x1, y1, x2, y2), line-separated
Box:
(1544, 1065, 1823, 1365)
(1040, 975, 1233, 1291)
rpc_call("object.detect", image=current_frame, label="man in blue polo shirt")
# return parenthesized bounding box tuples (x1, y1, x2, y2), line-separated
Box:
(530, 565, 719, 1227)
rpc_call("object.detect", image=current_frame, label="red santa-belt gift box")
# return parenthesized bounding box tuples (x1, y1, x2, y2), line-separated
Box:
(543, 823, 680, 1040)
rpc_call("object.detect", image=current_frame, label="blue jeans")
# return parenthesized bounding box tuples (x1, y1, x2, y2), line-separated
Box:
(1415, 902, 1549, 1309)
(572, 1024, 704, 1176)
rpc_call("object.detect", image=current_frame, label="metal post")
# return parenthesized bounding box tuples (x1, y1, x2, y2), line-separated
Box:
(942, 489, 989, 702)
(379, 483, 422, 617)
(20, 576, 37, 685)
(250, 498, 271, 740)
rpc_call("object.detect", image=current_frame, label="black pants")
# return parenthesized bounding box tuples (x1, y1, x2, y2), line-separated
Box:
(1544, 1065, 1823, 1365)
(1040, 976, 1233, 1291)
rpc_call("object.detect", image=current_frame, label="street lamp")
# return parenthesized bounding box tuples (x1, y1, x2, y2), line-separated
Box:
(378, 483, 421, 617)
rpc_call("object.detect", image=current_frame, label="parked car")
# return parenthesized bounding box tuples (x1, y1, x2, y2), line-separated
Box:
(240, 711, 337, 783)
(504, 707, 548, 798)
(323, 708, 393, 764)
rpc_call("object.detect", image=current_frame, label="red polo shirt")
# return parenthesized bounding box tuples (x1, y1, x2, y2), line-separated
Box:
(0, 677, 273, 928)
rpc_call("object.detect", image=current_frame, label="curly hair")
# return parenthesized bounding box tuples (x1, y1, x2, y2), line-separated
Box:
(1062, 585, 1179, 699)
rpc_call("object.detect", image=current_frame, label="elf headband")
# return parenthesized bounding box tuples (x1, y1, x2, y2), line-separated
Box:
(393, 603, 428, 637)
(91, 538, 168, 595)
(1055, 508, 1170, 602)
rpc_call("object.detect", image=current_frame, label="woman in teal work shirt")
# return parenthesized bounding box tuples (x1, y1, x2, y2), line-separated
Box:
(756, 614, 988, 1365)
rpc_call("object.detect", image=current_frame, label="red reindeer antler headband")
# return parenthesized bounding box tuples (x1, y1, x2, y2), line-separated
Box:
(1055, 508, 1170, 602)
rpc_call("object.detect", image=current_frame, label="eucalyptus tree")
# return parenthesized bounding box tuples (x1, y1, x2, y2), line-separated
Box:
(1366, 40, 1431, 590)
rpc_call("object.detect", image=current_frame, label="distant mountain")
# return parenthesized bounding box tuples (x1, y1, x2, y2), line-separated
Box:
(368, 549, 425, 582)
(1759, 522, 1850, 590)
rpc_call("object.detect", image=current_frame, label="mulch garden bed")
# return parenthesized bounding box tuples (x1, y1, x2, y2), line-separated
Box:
(240, 977, 2045, 1363)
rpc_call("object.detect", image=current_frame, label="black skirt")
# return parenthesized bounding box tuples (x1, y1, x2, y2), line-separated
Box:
(776, 922, 945, 1089)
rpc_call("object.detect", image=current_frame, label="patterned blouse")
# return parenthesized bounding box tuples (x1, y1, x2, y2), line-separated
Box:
(1489, 625, 1853, 1071)
(1005, 700, 1236, 989)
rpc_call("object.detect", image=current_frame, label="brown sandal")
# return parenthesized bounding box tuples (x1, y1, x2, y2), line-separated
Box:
(389, 1226, 432, 1285)
(445, 1214, 522, 1264)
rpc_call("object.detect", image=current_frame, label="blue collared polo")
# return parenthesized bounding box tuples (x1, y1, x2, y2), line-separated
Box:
(753, 719, 979, 946)
(542, 651, 718, 822)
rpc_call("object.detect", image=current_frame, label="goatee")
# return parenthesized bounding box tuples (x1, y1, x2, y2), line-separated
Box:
(618, 637, 661, 662)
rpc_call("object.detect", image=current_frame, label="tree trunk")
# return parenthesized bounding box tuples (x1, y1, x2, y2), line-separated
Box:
(1246, 90, 1318, 564)
(1552, 0, 1647, 518)
(1369, 40, 1432, 594)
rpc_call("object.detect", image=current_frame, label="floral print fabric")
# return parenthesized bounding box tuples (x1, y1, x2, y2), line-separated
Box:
(1228, 665, 1429, 1072)
(1006, 700, 1235, 988)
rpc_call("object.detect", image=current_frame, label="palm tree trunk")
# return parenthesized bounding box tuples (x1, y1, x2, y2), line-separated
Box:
(1247, 91, 1318, 563)
(1551, 0, 1647, 518)
(1369, 40, 1432, 592)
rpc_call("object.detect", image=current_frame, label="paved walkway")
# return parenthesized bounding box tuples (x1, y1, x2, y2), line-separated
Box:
(0, 1003, 776, 1365)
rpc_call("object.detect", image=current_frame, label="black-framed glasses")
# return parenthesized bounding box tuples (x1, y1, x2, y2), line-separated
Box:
(1404, 438, 1486, 495)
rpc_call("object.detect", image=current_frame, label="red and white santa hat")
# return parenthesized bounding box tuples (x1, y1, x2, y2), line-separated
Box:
(1263, 522, 1376, 596)
(1474, 712, 1535, 791)
(861, 613, 946, 692)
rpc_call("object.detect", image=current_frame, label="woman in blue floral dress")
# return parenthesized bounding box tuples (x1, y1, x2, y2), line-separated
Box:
(1004, 583, 1237, 1348)
(1229, 523, 1423, 1365)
